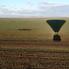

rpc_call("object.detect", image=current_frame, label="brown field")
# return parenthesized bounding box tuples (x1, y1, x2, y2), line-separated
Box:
(0, 40, 69, 69)
(0, 17, 69, 40)
(0, 18, 69, 69)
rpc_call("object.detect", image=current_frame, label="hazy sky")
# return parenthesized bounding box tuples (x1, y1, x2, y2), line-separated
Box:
(0, 0, 69, 17)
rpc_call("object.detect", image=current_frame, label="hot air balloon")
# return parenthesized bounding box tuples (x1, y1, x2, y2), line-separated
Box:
(47, 20, 66, 41)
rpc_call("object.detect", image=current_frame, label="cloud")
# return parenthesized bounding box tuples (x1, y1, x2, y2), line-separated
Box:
(38, 2, 69, 17)
(0, 1, 69, 17)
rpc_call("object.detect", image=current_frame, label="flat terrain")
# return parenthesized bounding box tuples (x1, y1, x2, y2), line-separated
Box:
(0, 40, 69, 51)
(0, 18, 69, 69)
(0, 40, 69, 69)
(0, 17, 69, 40)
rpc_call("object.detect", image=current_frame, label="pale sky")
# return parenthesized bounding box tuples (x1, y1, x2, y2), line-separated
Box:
(0, 0, 69, 17)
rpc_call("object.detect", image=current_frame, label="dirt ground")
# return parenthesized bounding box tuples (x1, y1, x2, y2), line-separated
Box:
(0, 40, 69, 69)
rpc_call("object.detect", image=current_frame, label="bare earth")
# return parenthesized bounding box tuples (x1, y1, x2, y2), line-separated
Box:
(0, 17, 69, 69)
(0, 40, 69, 69)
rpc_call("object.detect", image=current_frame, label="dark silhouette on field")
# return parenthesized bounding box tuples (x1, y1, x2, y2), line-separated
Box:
(47, 20, 66, 42)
